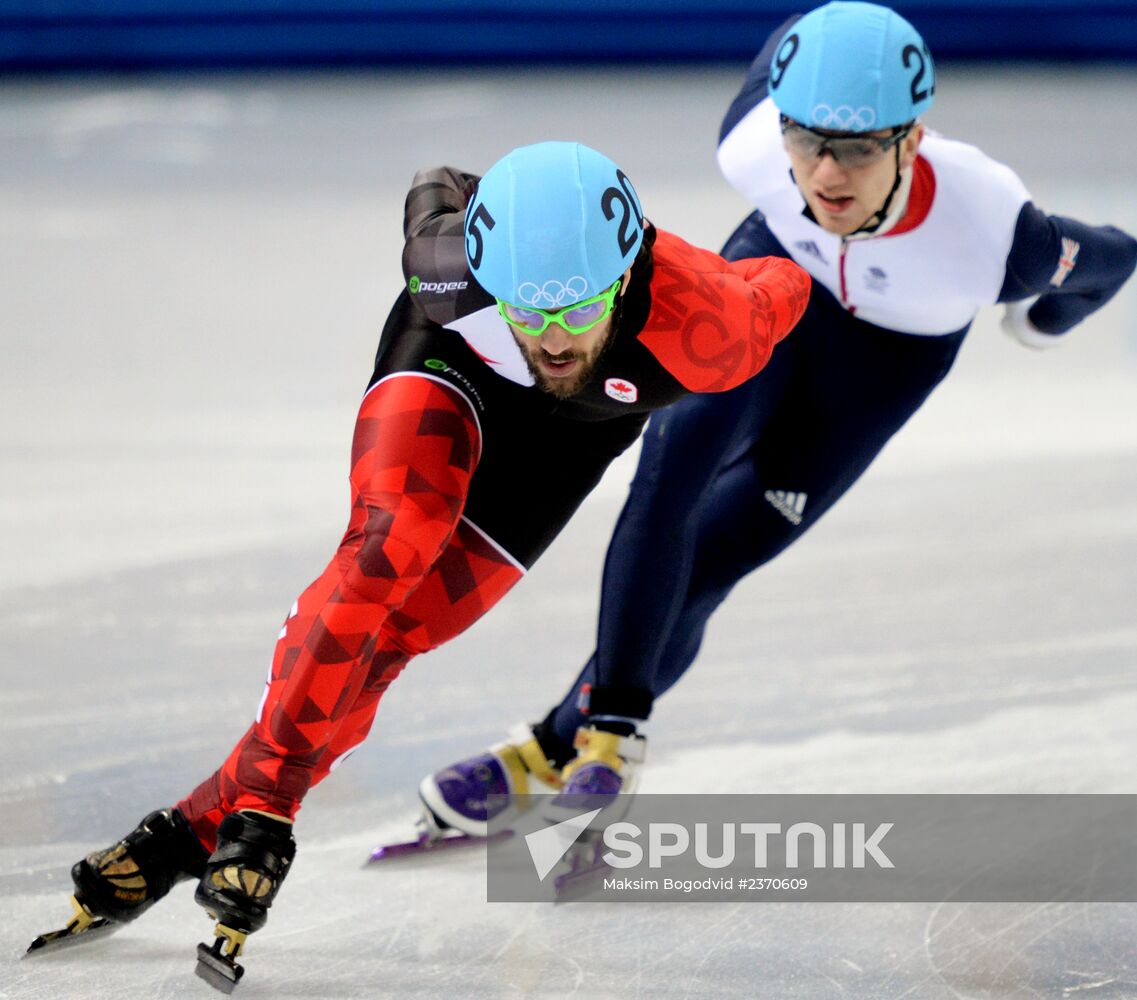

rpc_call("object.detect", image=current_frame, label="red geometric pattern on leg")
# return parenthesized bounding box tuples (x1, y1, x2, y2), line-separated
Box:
(176, 771, 225, 852)
(282, 524, 522, 795)
(342, 379, 480, 609)
(302, 647, 412, 788)
(351, 377, 477, 521)
(174, 376, 480, 829)
(378, 519, 523, 657)
(361, 646, 408, 694)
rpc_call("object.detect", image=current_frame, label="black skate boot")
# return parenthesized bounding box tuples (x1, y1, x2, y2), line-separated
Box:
(194, 810, 296, 993)
(27, 807, 208, 955)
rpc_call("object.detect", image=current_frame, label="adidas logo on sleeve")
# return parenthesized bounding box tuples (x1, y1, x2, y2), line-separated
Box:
(764, 490, 807, 525)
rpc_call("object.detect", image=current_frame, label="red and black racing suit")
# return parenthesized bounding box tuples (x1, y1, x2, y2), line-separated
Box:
(176, 167, 810, 849)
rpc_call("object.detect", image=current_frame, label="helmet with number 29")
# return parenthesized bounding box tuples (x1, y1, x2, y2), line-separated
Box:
(769, 1, 935, 132)
(464, 141, 644, 310)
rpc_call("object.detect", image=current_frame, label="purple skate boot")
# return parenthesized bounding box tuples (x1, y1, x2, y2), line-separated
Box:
(542, 726, 647, 827)
(418, 723, 565, 837)
(541, 727, 647, 895)
(369, 724, 567, 861)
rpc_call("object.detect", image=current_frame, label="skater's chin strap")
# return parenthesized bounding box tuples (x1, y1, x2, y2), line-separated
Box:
(848, 143, 915, 239)
(847, 142, 904, 237)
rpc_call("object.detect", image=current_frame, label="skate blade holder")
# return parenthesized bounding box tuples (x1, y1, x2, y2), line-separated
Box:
(552, 835, 607, 899)
(367, 811, 469, 863)
(24, 895, 117, 956)
(366, 810, 514, 863)
(195, 923, 247, 994)
(414, 809, 449, 844)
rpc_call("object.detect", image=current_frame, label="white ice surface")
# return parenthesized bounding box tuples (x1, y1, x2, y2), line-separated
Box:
(1, 66, 1136, 999)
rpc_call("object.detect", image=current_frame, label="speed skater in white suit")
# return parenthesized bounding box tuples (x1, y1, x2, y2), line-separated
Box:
(419, 1, 1137, 835)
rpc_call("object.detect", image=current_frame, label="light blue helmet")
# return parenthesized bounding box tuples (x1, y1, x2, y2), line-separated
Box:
(464, 141, 643, 309)
(768, 1, 935, 132)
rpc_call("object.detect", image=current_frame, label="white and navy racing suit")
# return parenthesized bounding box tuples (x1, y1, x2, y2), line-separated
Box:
(536, 21, 1137, 754)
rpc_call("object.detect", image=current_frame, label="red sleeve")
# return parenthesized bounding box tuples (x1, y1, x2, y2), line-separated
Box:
(636, 229, 810, 392)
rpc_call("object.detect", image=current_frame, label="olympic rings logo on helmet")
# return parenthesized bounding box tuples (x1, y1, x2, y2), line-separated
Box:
(810, 104, 877, 131)
(516, 277, 590, 309)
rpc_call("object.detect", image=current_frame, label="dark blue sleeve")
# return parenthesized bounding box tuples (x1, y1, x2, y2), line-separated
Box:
(719, 209, 790, 262)
(718, 14, 801, 146)
(997, 202, 1137, 335)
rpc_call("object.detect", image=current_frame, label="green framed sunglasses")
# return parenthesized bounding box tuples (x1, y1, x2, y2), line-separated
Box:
(497, 279, 622, 336)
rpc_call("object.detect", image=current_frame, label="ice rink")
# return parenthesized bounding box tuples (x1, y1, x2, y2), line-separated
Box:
(2, 64, 1136, 998)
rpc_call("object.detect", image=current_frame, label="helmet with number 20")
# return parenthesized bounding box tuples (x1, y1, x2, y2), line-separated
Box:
(464, 141, 644, 310)
(769, 1, 935, 133)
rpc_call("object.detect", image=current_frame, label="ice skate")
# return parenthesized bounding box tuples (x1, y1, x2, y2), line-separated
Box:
(194, 810, 296, 994)
(26, 806, 208, 956)
(366, 806, 506, 862)
(533, 727, 646, 897)
(416, 722, 565, 837)
(542, 726, 646, 827)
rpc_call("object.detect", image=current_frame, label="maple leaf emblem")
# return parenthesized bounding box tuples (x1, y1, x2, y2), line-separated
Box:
(604, 378, 638, 403)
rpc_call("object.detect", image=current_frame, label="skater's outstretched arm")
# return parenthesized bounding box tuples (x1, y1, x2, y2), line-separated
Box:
(998, 206, 1137, 345)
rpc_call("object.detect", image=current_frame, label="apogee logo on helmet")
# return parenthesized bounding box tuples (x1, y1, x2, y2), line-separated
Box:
(409, 275, 468, 294)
